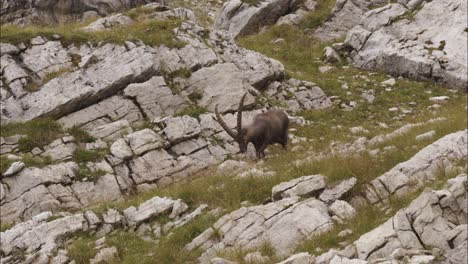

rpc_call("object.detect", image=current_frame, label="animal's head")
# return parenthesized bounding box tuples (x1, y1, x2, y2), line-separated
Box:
(214, 93, 248, 153)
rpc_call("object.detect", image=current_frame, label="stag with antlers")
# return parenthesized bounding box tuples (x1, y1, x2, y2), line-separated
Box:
(214, 94, 290, 159)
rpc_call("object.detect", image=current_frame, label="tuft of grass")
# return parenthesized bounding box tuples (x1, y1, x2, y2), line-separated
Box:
(41, 67, 71, 84)
(299, 0, 336, 32)
(0, 156, 14, 174)
(188, 91, 203, 102)
(0, 223, 13, 232)
(0, 19, 185, 48)
(175, 105, 207, 120)
(67, 234, 98, 264)
(66, 127, 96, 143)
(22, 154, 53, 168)
(73, 148, 108, 163)
(1, 119, 63, 152)
(74, 165, 107, 182)
(124, 6, 158, 20)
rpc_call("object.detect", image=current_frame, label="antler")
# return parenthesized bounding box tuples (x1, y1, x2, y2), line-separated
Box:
(237, 93, 247, 136)
(215, 105, 238, 140)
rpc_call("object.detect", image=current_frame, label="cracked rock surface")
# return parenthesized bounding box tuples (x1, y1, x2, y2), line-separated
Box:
(341, 0, 467, 89)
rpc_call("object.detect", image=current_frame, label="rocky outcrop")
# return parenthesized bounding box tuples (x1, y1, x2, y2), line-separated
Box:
(186, 175, 361, 262)
(355, 129, 467, 207)
(186, 197, 333, 260)
(1, 14, 330, 123)
(214, 0, 303, 37)
(0, 0, 164, 25)
(339, 0, 467, 89)
(0, 195, 205, 264)
(313, 0, 388, 41)
(312, 173, 467, 263)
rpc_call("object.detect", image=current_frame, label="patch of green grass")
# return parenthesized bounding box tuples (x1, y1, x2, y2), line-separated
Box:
(23, 81, 40, 92)
(218, 241, 280, 263)
(188, 91, 203, 102)
(22, 154, 53, 168)
(0, 19, 185, 48)
(73, 148, 108, 163)
(124, 6, 158, 20)
(42, 67, 71, 84)
(175, 105, 208, 120)
(1, 119, 63, 152)
(299, 0, 336, 32)
(0, 223, 13, 232)
(0, 156, 14, 174)
(66, 127, 96, 143)
(67, 234, 98, 264)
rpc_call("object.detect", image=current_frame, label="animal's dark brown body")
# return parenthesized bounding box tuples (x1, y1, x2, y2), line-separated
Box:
(215, 94, 290, 159)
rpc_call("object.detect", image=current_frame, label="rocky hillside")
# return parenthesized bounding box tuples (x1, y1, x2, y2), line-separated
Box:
(0, 0, 466, 264)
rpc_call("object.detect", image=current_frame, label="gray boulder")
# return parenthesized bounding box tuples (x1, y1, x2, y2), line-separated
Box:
(214, 0, 302, 37)
(343, 0, 467, 89)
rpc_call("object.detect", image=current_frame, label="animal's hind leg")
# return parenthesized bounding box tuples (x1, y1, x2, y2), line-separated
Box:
(280, 132, 288, 150)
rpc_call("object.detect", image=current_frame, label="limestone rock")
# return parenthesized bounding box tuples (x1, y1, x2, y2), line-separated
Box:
(272, 175, 326, 201)
(319, 177, 357, 204)
(161, 116, 201, 144)
(110, 138, 133, 160)
(214, 0, 302, 37)
(123, 196, 175, 226)
(3, 44, 158, 122)
(89, 246, 118, 264)
(343, 0, 467, 88)
(184, 63, 255, 114)
(277, 252, 315, 264)
(82, 13, 133, 32)
(125, 128, 166, 155)
(169, 199, 189, 219)
(123, 76, 187, 120)
(329, 200, 356, 220)
(2, 161, 25, 177)
(187, 197, 333, 257)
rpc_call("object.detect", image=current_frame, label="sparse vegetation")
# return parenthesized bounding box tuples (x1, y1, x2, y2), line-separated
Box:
(299, 0, 336, 32)
(0, 156, 14, 174)
(22, 154, 53, 168)
(0, 223, 13, 232)
(105, 214, 216, 264)
(188, 91, 203, 102)
(67, 127, 96, 143)
(73, 148, 107, 163)
(175, 105, 208, 120)
(74, 165, 107, 182)
(67, 234, 99, 264)
(1, 119, 63, 152)
(0, 18, 185, 48)
(42, 67, 72, 84)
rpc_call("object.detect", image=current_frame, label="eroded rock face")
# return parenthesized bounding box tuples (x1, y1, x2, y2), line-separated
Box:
(359, 130, 467, 206)
(186, 197, 333, 260)
(313, 0, 388, 41)
(0, 195, 203, 264)
(0, 0, 164, 25)
(214, 0, 302, 37)
(315, 174, 467, 262)
(342, 0, 467, 89)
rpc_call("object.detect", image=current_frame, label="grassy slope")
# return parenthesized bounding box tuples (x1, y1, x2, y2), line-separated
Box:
(2, 2, 466, 263)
